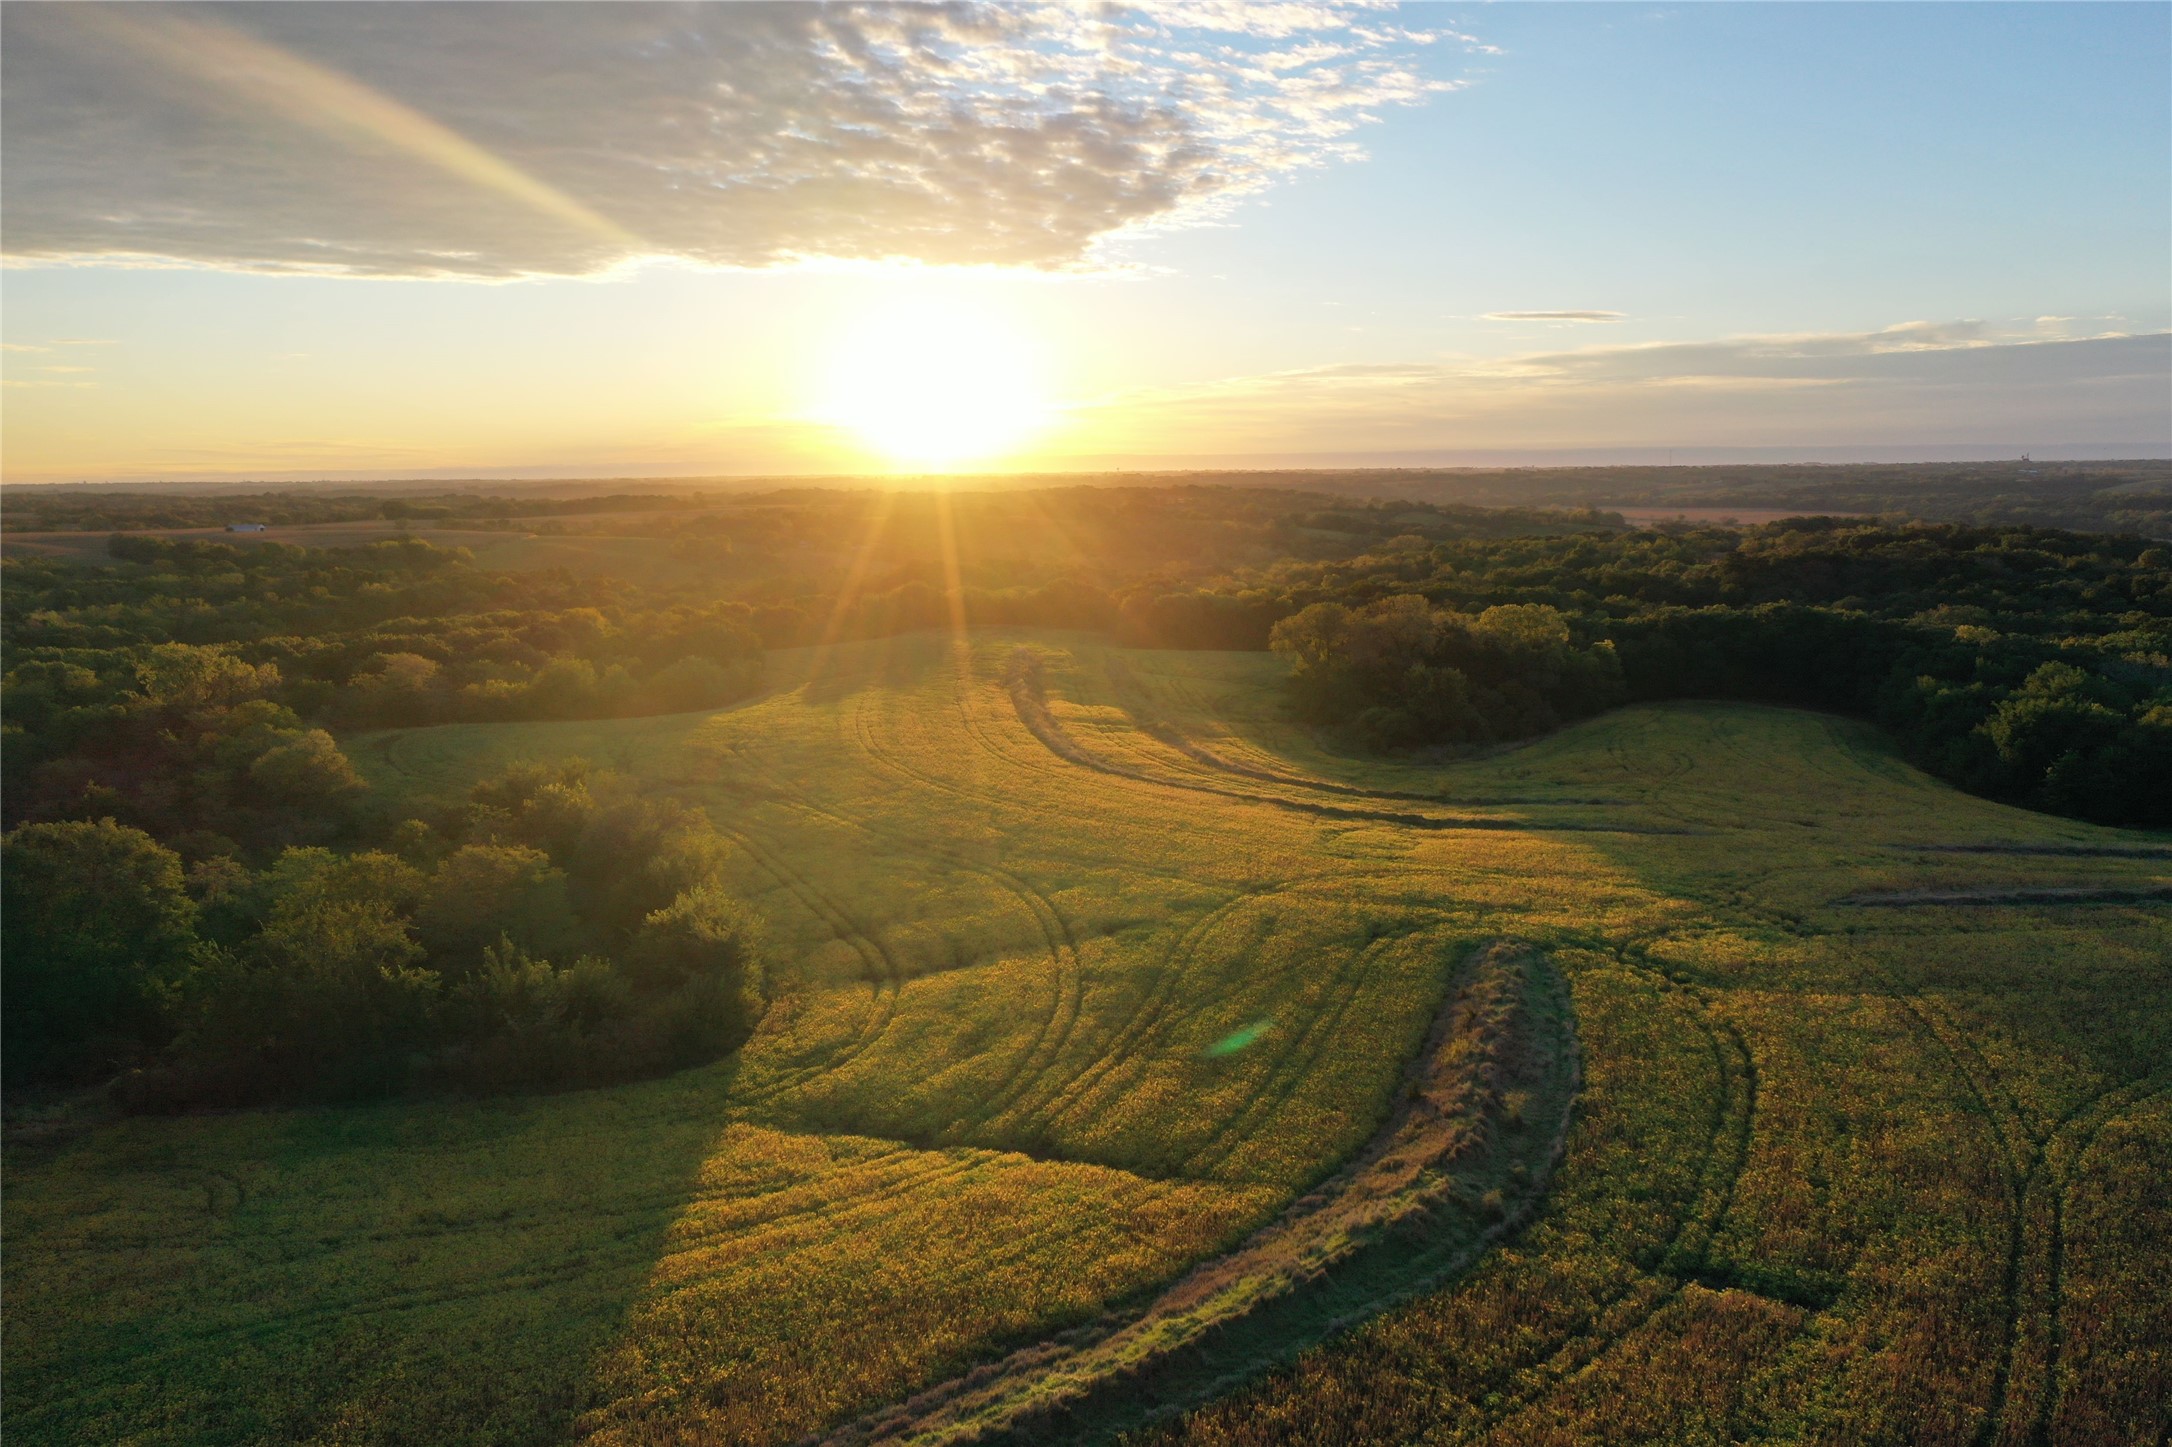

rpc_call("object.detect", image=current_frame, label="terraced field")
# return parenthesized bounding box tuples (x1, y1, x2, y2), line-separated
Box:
(7, 628, 2168, 1445)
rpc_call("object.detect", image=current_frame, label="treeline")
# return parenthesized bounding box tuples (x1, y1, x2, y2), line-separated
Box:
(3, 536, 776, 1108)
(1171, 520, 2172, 827)
(1288, 460, 2172, 538)
(4, 537, 762, 846)
(1271, 599, 1625, 750)
(2, 760, 764, 1105)
(1609, 605, 2172, 823)
(2, 487, 716, 532)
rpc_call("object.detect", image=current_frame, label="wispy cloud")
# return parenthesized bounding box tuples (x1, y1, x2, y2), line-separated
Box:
(1072, 322, 2172, 451)
(1, 336, 105, 385)
(2, 3, 1473, 279)
(1484, 310, 1626, 323)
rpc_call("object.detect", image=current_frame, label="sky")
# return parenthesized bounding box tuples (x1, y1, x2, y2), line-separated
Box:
(2, 1, 2167, 484)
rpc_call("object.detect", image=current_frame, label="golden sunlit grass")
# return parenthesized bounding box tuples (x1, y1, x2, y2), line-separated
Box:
(6, 628, 2168, 1445)
(814, 298, 1054, 470)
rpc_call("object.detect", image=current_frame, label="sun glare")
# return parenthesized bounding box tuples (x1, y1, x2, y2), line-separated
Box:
(817, 298, 1052, 471)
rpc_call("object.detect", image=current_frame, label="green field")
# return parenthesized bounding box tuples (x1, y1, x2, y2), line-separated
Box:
(8, 628, 2168, 1444)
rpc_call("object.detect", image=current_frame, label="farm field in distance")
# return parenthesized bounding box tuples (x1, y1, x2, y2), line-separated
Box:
(7, 626, 2166, 1445)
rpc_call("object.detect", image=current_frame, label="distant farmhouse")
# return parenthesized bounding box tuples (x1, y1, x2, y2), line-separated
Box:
(225, 522, 269, 533)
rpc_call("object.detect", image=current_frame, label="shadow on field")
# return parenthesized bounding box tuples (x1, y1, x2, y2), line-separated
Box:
(3, 1061, 739, 1447)
(797, 629, 958, 706)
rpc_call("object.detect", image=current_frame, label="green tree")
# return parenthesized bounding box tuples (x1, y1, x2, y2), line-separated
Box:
(416, 844, 578, 968)
(624, 885, 766, 1063)
(2, 819, 200, 1083)
(246, 728, 367, 806)
(257, 847, 426, 917)
(176, 894, 437, 1102)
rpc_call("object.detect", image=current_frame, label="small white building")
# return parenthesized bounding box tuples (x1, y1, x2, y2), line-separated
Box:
(225, 523, 269, 533)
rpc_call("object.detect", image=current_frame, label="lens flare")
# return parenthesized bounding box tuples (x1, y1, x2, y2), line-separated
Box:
(1203, 1020, 1276, 1058)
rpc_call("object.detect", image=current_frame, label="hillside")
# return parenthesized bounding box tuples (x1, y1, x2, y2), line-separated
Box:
(6, 628, 2166, 1445)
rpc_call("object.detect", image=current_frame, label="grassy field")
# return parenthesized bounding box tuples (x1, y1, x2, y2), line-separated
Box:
(7, 628, 2167, 1444)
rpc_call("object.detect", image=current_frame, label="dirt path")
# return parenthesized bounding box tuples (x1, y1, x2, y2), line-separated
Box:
(813, 940, 1578, 1446)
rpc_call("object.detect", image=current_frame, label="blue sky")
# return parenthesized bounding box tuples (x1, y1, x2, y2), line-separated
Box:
(1216, 4, 2170, 346)
(3, 2, 2166, 481)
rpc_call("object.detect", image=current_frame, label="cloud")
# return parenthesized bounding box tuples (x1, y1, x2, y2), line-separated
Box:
(1483, 310, 1626, 323)
(1, 336, 104, 386)
(1, 2, 1466, 279)
(1072, 323, 2172, 452)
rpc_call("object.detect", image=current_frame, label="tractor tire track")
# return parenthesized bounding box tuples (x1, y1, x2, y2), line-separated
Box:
(1007, 651, 1659, 835)
(1008, 888, 1271, 1137)
(708, 724, 1092, 1138)
(956, 870, 1088, 1139)
(1425, 946, 1756, 1442)
(1102, 655, 1466, 805)
(1024, 867, 1467, 1148)
(712, 822, 907, 1106)
(2024, 1080, 2170, 1447)
(1179, 925, 1443, 1183)
(731, 693, 1460, 1155)
(813, 943, 1578, 1447)
(1820, 943, 2162, 1447)
(1831, 946, 2042, 1447)
(1991, 1079, 2172, 1447)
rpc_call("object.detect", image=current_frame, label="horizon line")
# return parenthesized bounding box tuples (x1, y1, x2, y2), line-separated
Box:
(8, 442, 2171, 490)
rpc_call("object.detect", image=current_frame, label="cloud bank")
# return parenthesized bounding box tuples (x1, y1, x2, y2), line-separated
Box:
(16, 321, 2157, 483)
(1484, 310, 1626, 323)
(1, 2, 1463, 278)
(1081, 323, 2172, 453)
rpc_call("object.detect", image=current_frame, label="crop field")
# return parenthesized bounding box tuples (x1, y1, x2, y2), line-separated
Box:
(7, 627, 2168, 1445)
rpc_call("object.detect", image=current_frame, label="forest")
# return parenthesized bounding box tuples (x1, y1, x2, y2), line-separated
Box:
(5, 491, 2168, 1112)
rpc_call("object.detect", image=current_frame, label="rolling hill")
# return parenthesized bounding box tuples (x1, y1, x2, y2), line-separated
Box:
(7, 629, 2166, 1445)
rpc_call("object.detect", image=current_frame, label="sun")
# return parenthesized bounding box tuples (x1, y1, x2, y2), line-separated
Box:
(817, 297, 1052, 471)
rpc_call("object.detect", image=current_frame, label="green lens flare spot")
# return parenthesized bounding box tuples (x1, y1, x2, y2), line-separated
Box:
(1204, 1019, 1275, 1058)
